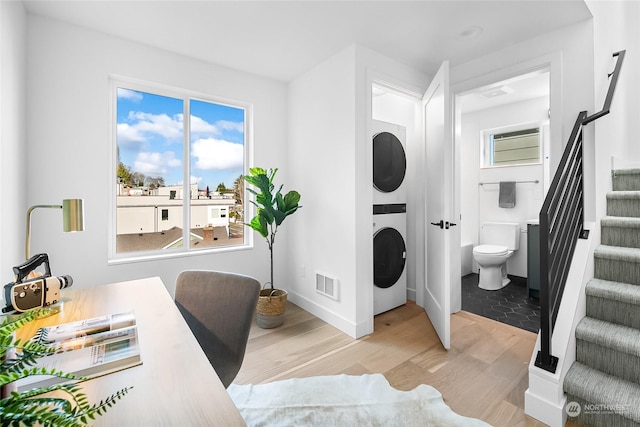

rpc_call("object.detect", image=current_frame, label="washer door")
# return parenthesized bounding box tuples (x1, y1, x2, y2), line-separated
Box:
(373, 132, 406, 193)
(373, 227, 406, 288)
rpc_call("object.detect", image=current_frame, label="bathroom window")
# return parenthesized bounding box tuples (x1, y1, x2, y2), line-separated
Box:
(482, 127, 541, 168)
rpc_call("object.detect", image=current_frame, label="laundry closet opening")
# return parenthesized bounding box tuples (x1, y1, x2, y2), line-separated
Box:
(457, 69, 550, 333)
(371, 83, 421, 319)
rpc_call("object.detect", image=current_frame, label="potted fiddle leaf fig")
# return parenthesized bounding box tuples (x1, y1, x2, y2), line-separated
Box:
(244, 167, 301, 328)
(0, 308, 130, 426)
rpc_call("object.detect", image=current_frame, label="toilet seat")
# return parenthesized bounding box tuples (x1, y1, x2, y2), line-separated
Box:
(473, 244, 509, 256)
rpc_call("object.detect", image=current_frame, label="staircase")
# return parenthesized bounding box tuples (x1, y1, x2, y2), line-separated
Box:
(563, 168, 640, 426)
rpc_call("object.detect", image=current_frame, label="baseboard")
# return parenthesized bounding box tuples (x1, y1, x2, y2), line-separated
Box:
(525, 388, 567, 427)
(286, 291, 371, 339)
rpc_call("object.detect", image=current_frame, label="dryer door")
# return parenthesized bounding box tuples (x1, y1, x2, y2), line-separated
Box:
(373, 131, 406, 193)
(373, 227, 407, 288)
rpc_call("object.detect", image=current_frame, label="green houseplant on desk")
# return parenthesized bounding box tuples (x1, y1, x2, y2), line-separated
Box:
(0, 309, 130, 426)
(244, 167, 301, 328)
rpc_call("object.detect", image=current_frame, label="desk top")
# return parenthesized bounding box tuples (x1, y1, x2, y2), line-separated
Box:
(15, 277, 246, 426)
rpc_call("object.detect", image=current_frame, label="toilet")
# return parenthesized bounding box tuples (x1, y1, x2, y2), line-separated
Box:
(473, 222, 520, 291)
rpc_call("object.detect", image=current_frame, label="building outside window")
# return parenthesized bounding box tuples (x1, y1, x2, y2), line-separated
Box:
(112, 81, 250, 259)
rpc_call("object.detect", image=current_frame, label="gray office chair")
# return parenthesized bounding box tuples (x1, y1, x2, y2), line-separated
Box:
(175, 270, 260, 388)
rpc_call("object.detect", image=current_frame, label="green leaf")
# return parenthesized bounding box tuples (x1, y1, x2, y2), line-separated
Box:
(258, 208, 275, 228)
(248, 215, 268, 237)
(248, 166, 266, 177)
(0, 310, 131, 427)
(243, 167, 301, 246)
(255, 192, 273, 209)
(283, 190, 301, 211)
(267, 167, 278, 185)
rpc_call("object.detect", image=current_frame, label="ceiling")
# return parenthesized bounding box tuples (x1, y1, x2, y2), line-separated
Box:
(458, 70, 550, 113)
(22, 1, 592, 83)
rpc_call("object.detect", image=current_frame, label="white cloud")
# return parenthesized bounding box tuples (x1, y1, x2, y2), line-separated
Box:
(118, 112, 242, 147)
(215, 120, 244, 133)
(190, 175, 203, 185)
(127, 112, 183, 141)
(117, 123, 146, 143)
(117, 88, 143, 102)
(190, 115, 219, 135)
(134, 151, 181, 176)
(192, 138, 243, 170)
(189, 116, 243, 137)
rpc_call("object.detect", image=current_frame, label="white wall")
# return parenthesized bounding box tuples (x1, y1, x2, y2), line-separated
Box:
(452, 19, 595, 220)
(25, 15, 288, 296)
(0, 1, 27, 282)
(293, 20, 592, 336)
(461, 96, 549, 277)
(588, 0, 640, 220)
(287, 44, 427, 338)
(287, 45, 359, 335)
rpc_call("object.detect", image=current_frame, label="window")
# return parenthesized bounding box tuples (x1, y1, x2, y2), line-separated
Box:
(112, 81, 249, 259)
(482, 126, 541, 168)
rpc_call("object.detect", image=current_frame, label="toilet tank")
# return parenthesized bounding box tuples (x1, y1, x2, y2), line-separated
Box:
(480, 222, 520, 250)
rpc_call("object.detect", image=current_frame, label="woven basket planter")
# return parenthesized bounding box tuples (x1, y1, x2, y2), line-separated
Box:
(256, 289, 288, 329)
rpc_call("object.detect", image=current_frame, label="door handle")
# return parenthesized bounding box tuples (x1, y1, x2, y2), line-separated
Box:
(445, 221, 457, 229)
(430, 220, 444, 229)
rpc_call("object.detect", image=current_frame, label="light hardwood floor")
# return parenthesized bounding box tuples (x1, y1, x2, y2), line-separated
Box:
(235, 301, 548, 427)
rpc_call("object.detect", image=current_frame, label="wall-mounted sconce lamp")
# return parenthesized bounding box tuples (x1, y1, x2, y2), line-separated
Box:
(25, 199, 85, 259)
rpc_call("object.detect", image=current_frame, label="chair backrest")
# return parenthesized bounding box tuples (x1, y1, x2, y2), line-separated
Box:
(175, 270, 260, 388)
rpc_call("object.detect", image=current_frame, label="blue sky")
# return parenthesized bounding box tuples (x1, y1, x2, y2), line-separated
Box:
(116, 87, 245, 190)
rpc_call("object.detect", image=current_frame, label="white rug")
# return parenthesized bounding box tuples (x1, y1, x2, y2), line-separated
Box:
(227, 374, 491, 426)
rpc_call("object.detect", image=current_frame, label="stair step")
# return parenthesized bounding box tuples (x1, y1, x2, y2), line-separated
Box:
(594, 245, 640, 285)
(587, 278, 640, 329)
(564, 362, 640, 425)
(601, 216, 640, 248)
(562, 169, 640, 426)
(607, 191, 640, 218)
(613, 168, 640, 191)
(575, 317, 640, 383)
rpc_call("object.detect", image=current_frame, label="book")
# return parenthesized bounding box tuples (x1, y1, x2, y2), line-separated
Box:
(16, 311, 142, 391)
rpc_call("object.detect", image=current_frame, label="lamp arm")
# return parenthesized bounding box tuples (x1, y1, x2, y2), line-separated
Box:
(25, 205, 62, 260)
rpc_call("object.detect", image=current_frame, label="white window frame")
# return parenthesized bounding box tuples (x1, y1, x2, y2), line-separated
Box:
(108, 76, 253, 264)
(480, 121, 543, 169)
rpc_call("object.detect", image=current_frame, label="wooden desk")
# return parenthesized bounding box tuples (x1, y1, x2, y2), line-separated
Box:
(15, 277, 246, 426)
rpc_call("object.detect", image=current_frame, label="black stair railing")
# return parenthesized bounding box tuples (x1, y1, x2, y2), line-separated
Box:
(535, 50, 625, 373)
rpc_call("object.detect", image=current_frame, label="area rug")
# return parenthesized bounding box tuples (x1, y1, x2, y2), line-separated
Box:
(227, 374, 491, 426)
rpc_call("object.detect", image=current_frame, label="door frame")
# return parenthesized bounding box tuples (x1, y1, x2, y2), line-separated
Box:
(451, 52, 562, 307)
(369, 74, 425, 312)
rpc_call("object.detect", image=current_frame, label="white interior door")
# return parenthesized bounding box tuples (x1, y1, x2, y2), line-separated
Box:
(423, 61, 453, 349)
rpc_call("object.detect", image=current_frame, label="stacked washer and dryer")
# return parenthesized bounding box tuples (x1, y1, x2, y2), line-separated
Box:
(372, 120, 408, 315)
